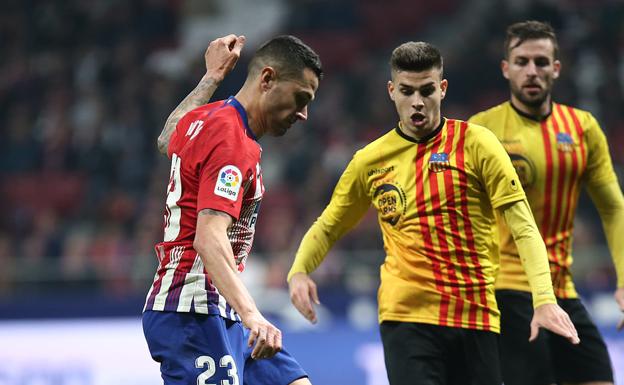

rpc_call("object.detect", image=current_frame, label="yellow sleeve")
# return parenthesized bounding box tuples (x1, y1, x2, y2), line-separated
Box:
(472, 128, 526, 208)
(584, 115, 617, 187)
(287, 154, 371, 281)
(587, 181, 624, 287)
(500, 200, 557, 307)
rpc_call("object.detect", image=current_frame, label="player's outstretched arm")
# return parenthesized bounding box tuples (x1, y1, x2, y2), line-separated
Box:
(157, 35, 246, 156)
(586, 181, 624, 330)
(289, 272, 320, 324)
(500, 199, 580, 344)
(194, 208, 281, 359)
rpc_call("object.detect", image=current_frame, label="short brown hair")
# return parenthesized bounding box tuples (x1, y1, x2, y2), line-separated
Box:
(390, 41, 443, 77)
(504, 21, 559, 59)
(249, 35, 323, 81)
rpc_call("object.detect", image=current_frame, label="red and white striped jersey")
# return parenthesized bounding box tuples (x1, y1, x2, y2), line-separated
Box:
(144, 97, 264, 321)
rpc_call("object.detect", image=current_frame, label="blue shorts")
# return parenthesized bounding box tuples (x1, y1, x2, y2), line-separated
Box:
(143, 311, 308, 385)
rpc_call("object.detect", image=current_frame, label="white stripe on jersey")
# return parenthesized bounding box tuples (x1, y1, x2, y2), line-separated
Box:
(178, 254, 210, 313)
(151, 246, 184, 311)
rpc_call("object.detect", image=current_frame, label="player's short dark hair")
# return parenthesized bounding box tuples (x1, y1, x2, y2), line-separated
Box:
(390, 41, 443, 78)
(249, 35, 323, 81)
(504, 20, 559, 59)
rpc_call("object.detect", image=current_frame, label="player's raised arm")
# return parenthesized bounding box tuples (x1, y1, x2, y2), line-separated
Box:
(193, 208, 282, 359)
(499, 200, 580, 344)
(157, 35, 246, 155)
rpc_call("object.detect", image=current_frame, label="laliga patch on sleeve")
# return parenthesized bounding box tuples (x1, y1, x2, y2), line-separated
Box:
(214, 165, 243, 201)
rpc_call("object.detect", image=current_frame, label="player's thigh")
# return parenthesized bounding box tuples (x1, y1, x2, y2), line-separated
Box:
(143, 311, 245, 385)
(446, 328, 501, 385)
(379, 321, 447, 385)
(496, 290, 555, 385)
(550, 299, 613, 384)
(241, 329, 308, 385)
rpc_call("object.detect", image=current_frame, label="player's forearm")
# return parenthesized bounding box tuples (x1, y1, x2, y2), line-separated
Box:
(157, 75, 221, 155)
(287, 219, 338, 281)
(588, 181, 624, 287)
(501, 199, 557, 307)
(194, 231, 258, 318)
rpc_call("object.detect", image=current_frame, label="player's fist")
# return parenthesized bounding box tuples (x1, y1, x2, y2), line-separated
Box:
(243, 311, 282, 360)
(204, 34, 246, 82)
(530, 303, 580, 344)
(289, 272, 320, 324)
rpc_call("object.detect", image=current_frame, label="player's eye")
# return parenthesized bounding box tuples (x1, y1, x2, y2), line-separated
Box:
(534, 57, 550, 67)
(515, 58, 528, 66)
(420, 86, 435, 97)
(400, 88, 414, 96)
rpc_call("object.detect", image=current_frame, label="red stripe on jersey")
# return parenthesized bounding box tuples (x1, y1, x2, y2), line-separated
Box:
(415, 139, 449, 326)
(443, 120, 473, 326)
(456, 121, 488, 329)
(428, 129, 460, 326)
(567, 107, 587, 169)
(551, 113, 567, 296)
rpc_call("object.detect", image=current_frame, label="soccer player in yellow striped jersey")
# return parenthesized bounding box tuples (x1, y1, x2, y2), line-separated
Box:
(287, 41, 579, 385)
(469, 21, 624, 385)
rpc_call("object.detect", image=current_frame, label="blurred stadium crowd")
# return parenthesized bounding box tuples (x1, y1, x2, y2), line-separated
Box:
(0, 0, 623, 309)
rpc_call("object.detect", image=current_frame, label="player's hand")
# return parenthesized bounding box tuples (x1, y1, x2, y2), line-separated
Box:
(242, 311, 282, 360)
(531, 303, 580, 344)
(204, 34, 246, 82)
(288, 272, 320, 324)
(614, 286, 624, 331)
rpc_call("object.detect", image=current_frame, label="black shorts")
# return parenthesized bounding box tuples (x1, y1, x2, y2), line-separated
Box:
(496, 290, 614, 385)
(379, 321, 501, 385)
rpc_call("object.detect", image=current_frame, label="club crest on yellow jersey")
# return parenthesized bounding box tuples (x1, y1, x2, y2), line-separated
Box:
(428, 153, 450, 173)
(556, 132, 575, 153)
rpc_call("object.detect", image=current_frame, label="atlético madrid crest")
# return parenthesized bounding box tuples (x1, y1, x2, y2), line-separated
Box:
(429, 153, 450, 173)
(556, 132, 575, 153)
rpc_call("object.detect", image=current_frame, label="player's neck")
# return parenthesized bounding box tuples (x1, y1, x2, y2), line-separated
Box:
(510, 95, 552, 121)
(234, 89, 265, 139)
(399, 116, 442, 142)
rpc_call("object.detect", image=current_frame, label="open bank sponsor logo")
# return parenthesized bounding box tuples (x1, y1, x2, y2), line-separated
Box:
(215, 165, 242, 201)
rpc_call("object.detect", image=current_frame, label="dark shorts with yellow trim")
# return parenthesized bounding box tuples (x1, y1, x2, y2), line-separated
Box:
(379, 321, 501, 385)
(496, 289, 614, 385)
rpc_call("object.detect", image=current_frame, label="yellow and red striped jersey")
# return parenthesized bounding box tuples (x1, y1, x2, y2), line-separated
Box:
(312, 119, 526, 332)
(469, 101, 618, 298)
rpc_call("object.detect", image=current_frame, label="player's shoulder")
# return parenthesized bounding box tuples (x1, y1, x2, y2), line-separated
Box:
(554, 102, 599, 130)
(353, 128, 399, 159)
(467, 102, 510, 126)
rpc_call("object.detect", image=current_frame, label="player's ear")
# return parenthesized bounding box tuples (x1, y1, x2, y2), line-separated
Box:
(553, 59, 561, 80)
(501, 60, 510, 80)
(387, 80, 395, 101)
(440, 79, 448, 100)
(260, 67, 277, 91)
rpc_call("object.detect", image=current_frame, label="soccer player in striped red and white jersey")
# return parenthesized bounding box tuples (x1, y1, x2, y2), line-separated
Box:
(287, 41, 579, 385)
(143, 35, 322, 385)
(469, 21, 624, 385)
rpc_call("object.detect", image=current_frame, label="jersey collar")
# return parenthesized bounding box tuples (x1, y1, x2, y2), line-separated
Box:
(225, 96, 257, 141)
(509, 100, 552, 122)
(395, 117, 446, 144)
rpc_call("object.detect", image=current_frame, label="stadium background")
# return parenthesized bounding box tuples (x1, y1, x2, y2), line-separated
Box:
(0, 0, 623, 383)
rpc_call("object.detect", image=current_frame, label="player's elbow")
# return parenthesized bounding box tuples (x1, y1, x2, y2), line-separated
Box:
(157, 135, 168, 155)
(193, 236, 208, 256)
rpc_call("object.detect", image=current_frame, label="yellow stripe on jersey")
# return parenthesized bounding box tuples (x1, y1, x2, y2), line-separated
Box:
(289, 119, 527, 333)
(469, 101, 620, 298)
